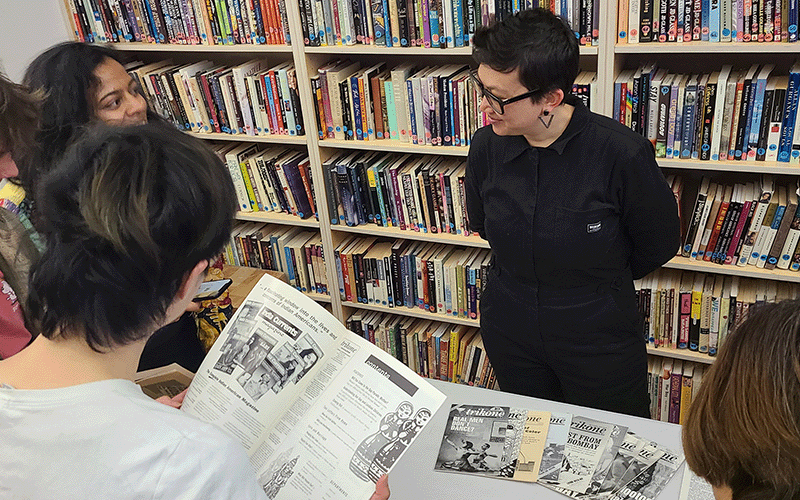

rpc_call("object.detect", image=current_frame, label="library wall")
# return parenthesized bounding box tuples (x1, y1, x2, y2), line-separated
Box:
(0, 0, 70, 81)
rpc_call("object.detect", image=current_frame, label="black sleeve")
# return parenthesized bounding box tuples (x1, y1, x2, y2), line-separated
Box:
(465, 130, 487, 240)
(617, 141, 681, 279)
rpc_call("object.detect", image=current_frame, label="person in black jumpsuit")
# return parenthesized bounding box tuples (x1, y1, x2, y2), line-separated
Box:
(465, 9, 680, 417)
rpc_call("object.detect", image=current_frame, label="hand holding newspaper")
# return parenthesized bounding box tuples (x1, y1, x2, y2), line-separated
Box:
(179, 273, 446, 500)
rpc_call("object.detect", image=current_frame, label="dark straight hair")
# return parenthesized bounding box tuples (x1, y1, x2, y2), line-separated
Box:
(472, 8, 579, 101)
(27, 122, 237, 351)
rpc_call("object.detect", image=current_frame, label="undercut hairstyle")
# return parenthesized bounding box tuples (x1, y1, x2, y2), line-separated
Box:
(0, 72, 41, 160)
(26, 122, 237, 351)
(683, 299, 800, 500)
(472, 8, 579, 101)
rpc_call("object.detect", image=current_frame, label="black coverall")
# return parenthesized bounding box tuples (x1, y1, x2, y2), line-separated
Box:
(465, 95, 680, 417)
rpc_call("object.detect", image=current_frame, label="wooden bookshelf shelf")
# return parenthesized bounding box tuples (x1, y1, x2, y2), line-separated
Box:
(304, 45, 598, 56)
(305, 292, 332, 303)
(342, 301, 480, 327)
(110, 42, 292, 53)
(189, 131, 307, 145)
(657, 158, 800, 174)
(664, 256, 800, 283)
(615, 42, 800, 54)
(331, 224, 489, 248)
(235, 211, 320, 228)
(646, 345, 715, 365)
(318, 138, 470, 156)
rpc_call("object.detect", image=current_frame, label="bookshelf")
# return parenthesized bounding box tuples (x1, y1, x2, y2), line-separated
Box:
(57, 1, 799, 372)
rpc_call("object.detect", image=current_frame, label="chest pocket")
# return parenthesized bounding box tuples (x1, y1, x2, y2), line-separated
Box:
(552, 206, 619, 269)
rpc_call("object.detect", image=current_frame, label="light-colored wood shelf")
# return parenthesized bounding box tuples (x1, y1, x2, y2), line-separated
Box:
(332, 224, 489, 248)
(658, 158, 800, 174)
(235, 211, 320, 228)
(318, 138, 470, 156)
(342, 301, 480, 327)
(188, 131, 307, 145)
(664, 256, 800, 283)
(305, 292, 332, 303)
(110, 42, 292, 53)
(616, 41, 800, 54)
(304, 45, 598, 56)
(646, 345, 715, 364)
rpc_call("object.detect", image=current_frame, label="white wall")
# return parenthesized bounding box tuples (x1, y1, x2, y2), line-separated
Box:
(0, 0, 71, 82)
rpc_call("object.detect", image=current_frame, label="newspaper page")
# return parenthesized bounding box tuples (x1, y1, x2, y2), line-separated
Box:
(181, 274, 446, 500)
(513, 410, 552, 482)
(538, 412, 573, 482)
(546, 416, 616, 494)
(678, 466, 715, 500)
(609, 447, 684, 500)
(434, 405, 528, 479)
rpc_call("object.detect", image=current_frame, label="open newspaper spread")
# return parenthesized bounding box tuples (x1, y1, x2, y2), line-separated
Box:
(181, 274, 446, 500)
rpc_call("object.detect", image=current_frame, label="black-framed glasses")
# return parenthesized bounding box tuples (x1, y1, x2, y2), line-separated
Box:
(469, 69, 539, 115)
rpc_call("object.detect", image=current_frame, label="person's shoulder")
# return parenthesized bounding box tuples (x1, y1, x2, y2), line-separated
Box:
(469, 125, 498, 151)
(586, 111, 653, 154)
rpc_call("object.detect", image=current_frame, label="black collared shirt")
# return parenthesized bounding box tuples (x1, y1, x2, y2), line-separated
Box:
(466, 95, 680, 288)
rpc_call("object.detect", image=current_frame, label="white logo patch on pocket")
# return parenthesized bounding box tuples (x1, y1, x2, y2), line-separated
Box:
(587, 221, 602, 233)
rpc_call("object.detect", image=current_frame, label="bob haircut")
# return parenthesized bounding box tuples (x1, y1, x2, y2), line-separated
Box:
(20, 42, 155, 200)
(0, 72, 41, 161)
(683, 299, 800, 500)
(472, 8, 579, 102)
(27, 122, 236, 351)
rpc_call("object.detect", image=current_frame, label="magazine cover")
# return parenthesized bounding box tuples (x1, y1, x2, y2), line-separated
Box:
(434, 404, 527, 479)
(547, 416, 616, 494)
(609, 448, 684, 500)
(538, 412, 573, 482)
(613, 440, 665, 495)
(512, 410, 552, 482)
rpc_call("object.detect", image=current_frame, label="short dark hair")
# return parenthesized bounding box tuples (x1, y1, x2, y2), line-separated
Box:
(0, 72, 41, 160)
(683, 299, 800, 499)
(472, 8, 579, 101)
(27, 122, 237, 351)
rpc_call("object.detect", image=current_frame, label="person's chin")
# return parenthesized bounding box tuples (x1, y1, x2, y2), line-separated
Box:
(489, 120, 508, 135)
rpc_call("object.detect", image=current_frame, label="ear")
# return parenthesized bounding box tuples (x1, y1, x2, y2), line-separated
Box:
(543, 88, 565, 112)
(176, 259, 210, 302)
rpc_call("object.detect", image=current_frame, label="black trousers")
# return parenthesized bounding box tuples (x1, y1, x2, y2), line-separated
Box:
(479, 267, 650, 418)
(138, 312, 206, 372)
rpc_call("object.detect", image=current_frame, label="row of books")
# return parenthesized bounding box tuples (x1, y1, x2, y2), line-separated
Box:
(67, 0, 290, 44)
(615, 62, 800, 164)
(681, 175, 800, 270)
(299, 0, 600, 48)
(313, 61, 479, 145)
(619, 0, 800, 43)
(345, 311, 493, 385)
(216, 143, 318, 218)
(636, 267, 800, 354)
(321, 151, 477, 237)
(647, 356, 705, 424)
(313, 59, 595, 145)
(334, 236, 491, 319)
(132, 59, 305, 137)
(223, 222, 331, 295)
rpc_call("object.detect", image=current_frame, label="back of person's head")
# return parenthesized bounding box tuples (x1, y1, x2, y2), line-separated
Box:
(472, 8, 579, 100)
(683, 299, 800, 500)
(20, 42, 128, 197)
(26, 122, 236, 351)
(0, 72, 40, 163)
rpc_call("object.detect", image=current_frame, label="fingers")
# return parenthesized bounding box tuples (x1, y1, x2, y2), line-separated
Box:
(369, 475, 390, 500)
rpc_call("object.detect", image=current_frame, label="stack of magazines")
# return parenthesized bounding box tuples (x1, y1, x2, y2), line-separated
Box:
(434, 405, 684, 500)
